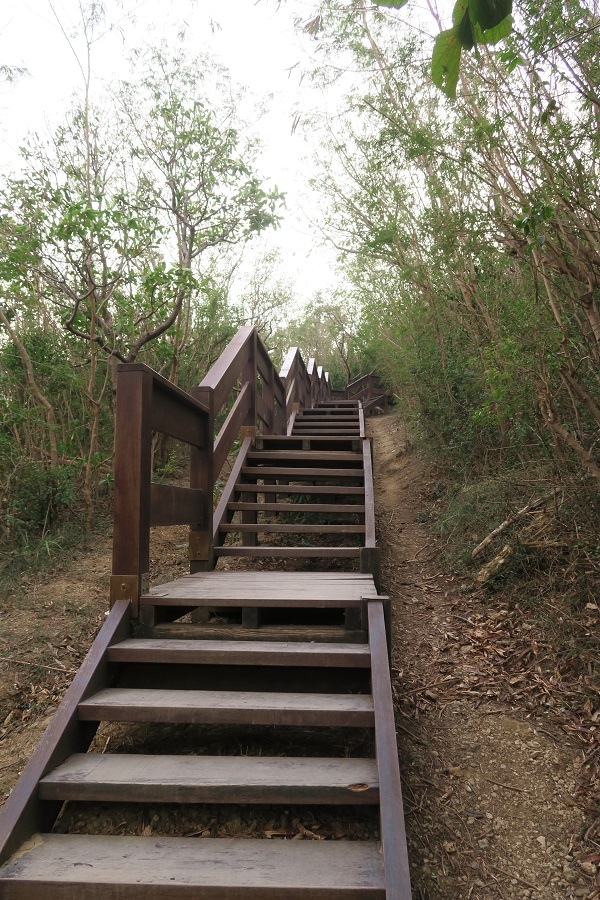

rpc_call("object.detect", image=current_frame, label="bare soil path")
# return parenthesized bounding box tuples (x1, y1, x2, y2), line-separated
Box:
(0, 413, 597, 898)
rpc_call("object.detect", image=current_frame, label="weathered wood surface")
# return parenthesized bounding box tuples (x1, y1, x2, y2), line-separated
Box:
(0, 834, 386, 898)
(247, 450, 362, 461)
(233, 483, 365, 494)
(107, 638, 371, 666)
(142, 571, 378, 606)
(240, 466, 364, 478)
(227, 502, 365, 513)
(39, 754, 379, 805)
(78, 688, 375, 727)
(214, 547, 361, 558)
(147, 623, 369, 643)
(220, 523, 365, 533)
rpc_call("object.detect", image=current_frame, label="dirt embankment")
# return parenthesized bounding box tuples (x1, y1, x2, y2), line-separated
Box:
(0, 413, 598, 898)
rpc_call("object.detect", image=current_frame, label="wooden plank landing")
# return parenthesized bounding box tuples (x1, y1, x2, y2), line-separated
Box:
(143, 571, 379, 607)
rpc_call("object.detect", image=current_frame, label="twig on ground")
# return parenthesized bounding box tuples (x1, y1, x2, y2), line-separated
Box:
(484, 778, 531, 793)
(0, 655, 74, 674)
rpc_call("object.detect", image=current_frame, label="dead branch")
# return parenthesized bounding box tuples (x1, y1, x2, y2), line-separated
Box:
(471, 494, 554, 560)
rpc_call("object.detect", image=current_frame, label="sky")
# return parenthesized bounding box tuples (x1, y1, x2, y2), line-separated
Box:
(0, 0, 348, 308)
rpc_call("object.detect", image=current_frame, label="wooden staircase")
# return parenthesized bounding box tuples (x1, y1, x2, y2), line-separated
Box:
(0, 329, 410, 898)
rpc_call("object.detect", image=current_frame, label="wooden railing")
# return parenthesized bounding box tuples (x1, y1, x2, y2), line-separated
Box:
(279, 346, 331, 431)
(110, 327, 390, 618)
(109, 365, 213, 617)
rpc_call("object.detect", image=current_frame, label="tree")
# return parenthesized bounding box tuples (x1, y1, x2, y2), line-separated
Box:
(301, 0, 600, 484)
(0, 44, 283, 527)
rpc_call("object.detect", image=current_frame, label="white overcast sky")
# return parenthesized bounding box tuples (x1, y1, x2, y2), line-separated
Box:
(0, 0, 350, 307)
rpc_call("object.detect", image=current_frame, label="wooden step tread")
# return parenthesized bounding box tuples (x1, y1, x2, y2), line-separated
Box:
(149, 623, 368, 643)
(234, 484, 364, 495)
(220, 523, 365, 533)
(214, 547, 361, 559)
(247, 451, 363, 461)
(241, 466, 364, 478)
(108, 638, 371, 666)
(0, 834, 385, 897)
(39, 754, 379, 804)
(78, 688, 375, 726)
(227, 502, 365, 513)
(258, 432, 358, 438)
(292, 434, 360, 438)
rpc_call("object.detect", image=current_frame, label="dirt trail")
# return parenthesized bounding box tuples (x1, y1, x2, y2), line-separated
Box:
(370, 415, 595, 900)
(0, 413, 597, 897)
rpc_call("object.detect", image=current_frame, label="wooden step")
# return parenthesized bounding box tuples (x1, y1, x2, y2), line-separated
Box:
(227, 502, 365, 513)
(107, 638, 371, 666)
(148, 623, 368, 643)
(293, 420, 359, 425)
(214, 547, 361, 559)
(0, 834, 385, 898)
(78, 688, 375, 726)
(241, 466, 364, 478)
(39, 754, 379, 804)
(233, 484, 365, 495)
(220, 523, 365, 533)
(291, 430, 360, 436)
(258, 433, 358, 440)
(254, 438, 359, 451)
(247, 451, 363, 462)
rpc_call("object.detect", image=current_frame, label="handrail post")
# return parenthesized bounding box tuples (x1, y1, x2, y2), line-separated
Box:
(190, 385, 215, 572)
(110, 367, 153, 618)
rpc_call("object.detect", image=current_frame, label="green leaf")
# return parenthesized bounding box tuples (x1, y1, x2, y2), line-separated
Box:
(373, 0, 410, 6)
(432, 29, 462, 99)
(452, 0, 470, 27)
(475, 14, 513, 45)
(457, 8, 476, 49)
(469, 0, 512, 31)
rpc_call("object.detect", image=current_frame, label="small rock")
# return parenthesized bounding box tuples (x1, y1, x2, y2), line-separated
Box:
(537, 835, 546, 850)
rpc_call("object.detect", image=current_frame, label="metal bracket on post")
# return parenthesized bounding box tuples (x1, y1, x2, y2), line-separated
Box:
(109, 573, 147, 619)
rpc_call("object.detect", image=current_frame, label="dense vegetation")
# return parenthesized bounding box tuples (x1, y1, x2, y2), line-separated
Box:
(298, 1, 599, 564)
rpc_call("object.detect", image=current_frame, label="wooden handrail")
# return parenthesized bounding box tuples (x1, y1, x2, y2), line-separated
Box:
(110, 363, 213, 616)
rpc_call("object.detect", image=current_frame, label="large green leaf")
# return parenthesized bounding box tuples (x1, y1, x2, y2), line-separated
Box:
(470, 0, 512, 31)
(431, 29, 462, 99)
(474, 14, 513, 45)
(457, 8, 476, 50)
(452, 0, 470, 27)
